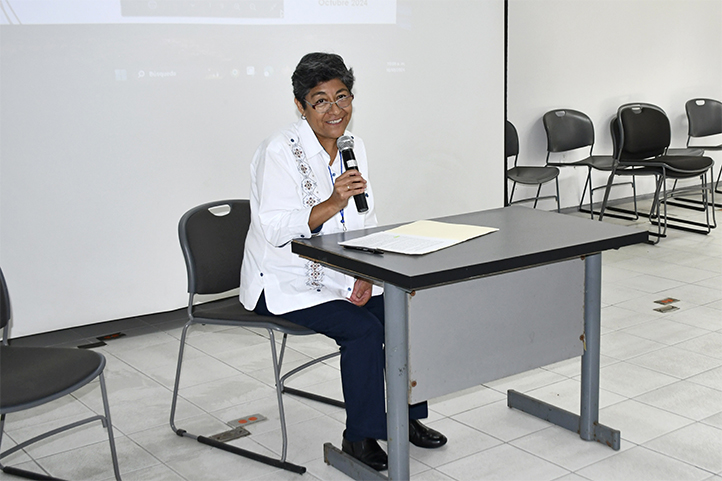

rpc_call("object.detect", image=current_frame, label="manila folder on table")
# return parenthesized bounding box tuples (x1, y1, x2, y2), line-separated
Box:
(338, 220, 498, 255)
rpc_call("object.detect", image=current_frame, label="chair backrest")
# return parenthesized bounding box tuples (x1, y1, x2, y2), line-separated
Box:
(609, 116, 622, 160)
(685, 98, 722, 138)
(1, 268, 11, 341)
(505, 120, 519, 160)
(543, 109, 595, 153)
(179, 200, 250, 296)
(616, 103, 671, 160)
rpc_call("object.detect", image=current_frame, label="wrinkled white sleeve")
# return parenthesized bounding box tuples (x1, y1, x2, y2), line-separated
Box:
(253, 139, 314, 247)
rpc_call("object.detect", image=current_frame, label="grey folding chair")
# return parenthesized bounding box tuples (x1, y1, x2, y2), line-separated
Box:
(505, 120, 560, 212)
(169, 199, 343, 475)
(600, 103, 716, 242)
(543, 108, 637, 220)
(0, 267, 122, 481)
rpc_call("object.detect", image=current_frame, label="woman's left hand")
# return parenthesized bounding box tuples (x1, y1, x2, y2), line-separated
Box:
(349, 278, 373, 306)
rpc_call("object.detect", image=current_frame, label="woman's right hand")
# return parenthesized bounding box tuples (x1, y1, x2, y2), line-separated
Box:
(329, 169, 367, 210)
(308, 169, 367, 231)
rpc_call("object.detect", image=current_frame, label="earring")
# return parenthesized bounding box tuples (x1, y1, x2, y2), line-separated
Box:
(301, 114, 306, 120)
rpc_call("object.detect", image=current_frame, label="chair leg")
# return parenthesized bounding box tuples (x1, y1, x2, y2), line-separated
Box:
(169, 321, 305, 474)
(169, 321, 192, 434)
(598, 167, 618, 221)
(267, 329, 290, 463)
(99, 373, 122, 481)
(579, 167, 594, 219)
(554, 177, 561, 213)
(710, 171, 717, 228)
(280, 351, 345, 409)
(533, 184, 542, 209)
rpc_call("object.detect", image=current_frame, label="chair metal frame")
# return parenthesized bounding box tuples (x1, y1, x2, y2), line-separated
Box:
(505, 120, 561, 212)
(543, 108, 638, 220)
(0, 268, 122, 481)
(169, 199, 343, 475)
(599, 103, 716, 242)
(685, 98, 722, 199)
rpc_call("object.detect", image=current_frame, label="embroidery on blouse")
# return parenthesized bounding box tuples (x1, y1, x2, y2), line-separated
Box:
(288, 136, 325, 291)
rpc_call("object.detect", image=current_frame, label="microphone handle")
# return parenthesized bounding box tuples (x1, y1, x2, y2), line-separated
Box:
(340, 149, 369, 213)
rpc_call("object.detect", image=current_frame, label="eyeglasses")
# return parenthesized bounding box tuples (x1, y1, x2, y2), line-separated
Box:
(305, 95, 354, 113)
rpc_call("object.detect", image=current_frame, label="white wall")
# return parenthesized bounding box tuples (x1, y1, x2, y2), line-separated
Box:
(508, 0, 722, 210)
(0, 1, 505, 337)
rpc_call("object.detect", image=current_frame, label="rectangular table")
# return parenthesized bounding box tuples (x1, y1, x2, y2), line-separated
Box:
(292, 206, 648, 480)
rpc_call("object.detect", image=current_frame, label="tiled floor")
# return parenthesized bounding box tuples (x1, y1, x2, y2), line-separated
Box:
(2, 199, 721, 481)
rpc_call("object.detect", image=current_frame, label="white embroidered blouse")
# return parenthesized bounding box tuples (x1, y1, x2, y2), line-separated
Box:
(240, 118, 381, 315)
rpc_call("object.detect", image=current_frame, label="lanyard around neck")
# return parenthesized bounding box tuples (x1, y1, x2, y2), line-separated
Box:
(327, 156, 347, 232)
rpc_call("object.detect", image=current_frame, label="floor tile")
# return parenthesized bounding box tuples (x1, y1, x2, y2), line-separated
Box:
(635, 381, 722, 421)
(436, 443, 569, 481)
(627, 346, 722, 379)
(599, 399, 694, 445)
(643, 423, 722, 474)
(576, 445, 711, 481)
(511, 424, 629, 472)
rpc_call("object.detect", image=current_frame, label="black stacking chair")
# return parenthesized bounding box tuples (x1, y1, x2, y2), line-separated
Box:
(169, 199, 343, 475)
(543, 109, 637, 220)
(599, 103, 716, 242)
(505, 120, 560, 212)
(686, 98, 722, 195)
(0, 267, 122, 481)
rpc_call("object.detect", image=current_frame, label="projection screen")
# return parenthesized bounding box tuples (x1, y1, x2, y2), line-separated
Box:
(0, 0, 504, 336)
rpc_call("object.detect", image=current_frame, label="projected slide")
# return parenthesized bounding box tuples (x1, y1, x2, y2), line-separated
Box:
(0, 0, 396, 24)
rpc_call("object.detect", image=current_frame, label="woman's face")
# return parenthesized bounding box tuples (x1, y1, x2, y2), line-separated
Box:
(295, 78, 352, 152)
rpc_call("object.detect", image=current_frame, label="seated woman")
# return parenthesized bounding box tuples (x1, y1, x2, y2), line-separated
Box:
(240, 52, 447, 471)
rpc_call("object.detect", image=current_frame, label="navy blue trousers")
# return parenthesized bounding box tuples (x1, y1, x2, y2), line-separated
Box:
(255, 292, 428, 442)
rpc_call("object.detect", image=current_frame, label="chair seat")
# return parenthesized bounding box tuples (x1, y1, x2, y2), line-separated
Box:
(619, 155, 714, 177)
(667, 147, 704, 156)
(659, 155, 714, 178)
(549, 155, 616, 170)
(0, 346, 105, 413)
(192, 297, 316, 336)
(689, 143, 722, 151)
(507, 166, 560, 185)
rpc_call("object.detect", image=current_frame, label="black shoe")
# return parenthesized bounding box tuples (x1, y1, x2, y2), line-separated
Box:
(342, 437, 388, 471)
(409, 419, 447, 449)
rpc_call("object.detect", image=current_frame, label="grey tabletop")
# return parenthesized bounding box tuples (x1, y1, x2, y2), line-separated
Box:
(292, 206, 648, 291)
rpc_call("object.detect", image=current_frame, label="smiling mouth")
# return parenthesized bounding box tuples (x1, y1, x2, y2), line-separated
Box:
(327, 118, 343, 124)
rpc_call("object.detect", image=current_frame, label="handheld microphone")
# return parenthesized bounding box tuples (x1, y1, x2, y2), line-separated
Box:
(336, 135, 369, 213)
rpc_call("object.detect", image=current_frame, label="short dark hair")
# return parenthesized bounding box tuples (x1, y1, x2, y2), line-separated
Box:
(292, 52, 355, 105)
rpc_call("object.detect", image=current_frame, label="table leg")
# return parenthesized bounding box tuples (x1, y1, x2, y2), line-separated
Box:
(384, 282, 410, 481)
(507, 253, 620, 450)
(580, 253, 620, 449)
(580, 253, 602, 439)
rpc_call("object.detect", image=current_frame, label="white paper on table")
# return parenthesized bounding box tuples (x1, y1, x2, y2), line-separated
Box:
(338, 220, 498, 255)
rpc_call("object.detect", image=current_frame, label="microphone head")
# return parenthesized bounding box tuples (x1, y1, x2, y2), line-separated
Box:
(337, 135, 354, 151)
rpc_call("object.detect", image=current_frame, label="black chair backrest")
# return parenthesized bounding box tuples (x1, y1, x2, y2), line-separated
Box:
(543, 109, 595, 153)
(505, 120, 519, 158)
(0, 267, 10, 332)
(686, 98, 722, 138)
(617, 103, 671, 160)
(179, 200, 250, 296)
(609, 117, 621, 160)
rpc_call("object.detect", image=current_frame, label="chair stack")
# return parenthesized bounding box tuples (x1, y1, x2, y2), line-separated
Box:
(508, 98, 719, 243)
